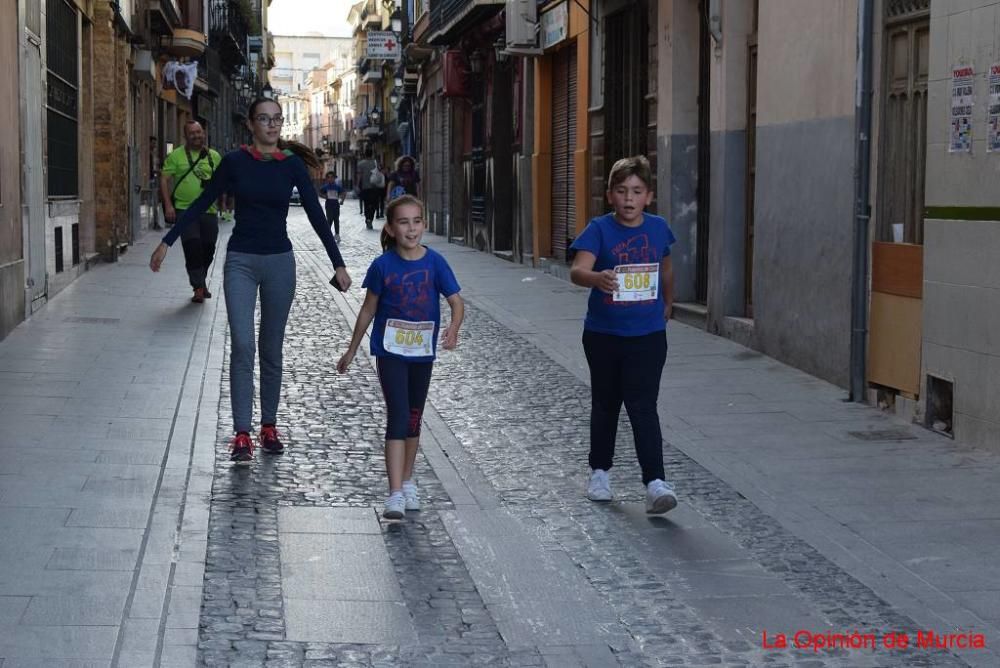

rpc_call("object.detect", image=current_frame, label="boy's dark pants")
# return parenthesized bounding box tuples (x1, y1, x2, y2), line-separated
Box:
(177, 210, 219, 290)
(325, 199, 341, 236)
(582, 329, 667, 485)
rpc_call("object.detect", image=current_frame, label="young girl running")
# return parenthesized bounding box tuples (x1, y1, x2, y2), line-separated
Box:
(336, 195, 464, 519)
(569, 155, 678, 514)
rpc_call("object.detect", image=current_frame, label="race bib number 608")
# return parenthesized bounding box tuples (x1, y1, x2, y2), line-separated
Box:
(614, 264, 659, 302)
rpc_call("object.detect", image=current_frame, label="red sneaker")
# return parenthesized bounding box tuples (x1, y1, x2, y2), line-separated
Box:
(192, 287, 206, 303)
(229, 432, 254, 462)
(259, 424, 284, 454)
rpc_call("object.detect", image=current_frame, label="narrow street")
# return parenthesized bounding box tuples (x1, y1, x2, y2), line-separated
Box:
(1, 205, 998, 667)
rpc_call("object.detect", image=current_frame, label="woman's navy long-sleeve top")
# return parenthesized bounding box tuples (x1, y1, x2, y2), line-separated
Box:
(163, 149, 345, 268)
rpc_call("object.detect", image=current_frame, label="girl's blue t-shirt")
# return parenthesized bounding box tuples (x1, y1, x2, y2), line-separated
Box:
(363, 246, 461, 362)
(569, 212, 676, 336)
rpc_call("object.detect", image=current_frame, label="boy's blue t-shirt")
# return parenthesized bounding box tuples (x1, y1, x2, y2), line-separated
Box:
(569, 212, 676, 336)
(363, 246, 461, 362)
(319, 180, 343, 201)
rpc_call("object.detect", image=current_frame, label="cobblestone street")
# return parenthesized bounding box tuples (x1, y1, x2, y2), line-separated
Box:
(2, 206, 999, 667)
(193, 208, 976, 667)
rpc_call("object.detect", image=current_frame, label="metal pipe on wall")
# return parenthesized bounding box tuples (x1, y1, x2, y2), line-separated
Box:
(850, 0, 875, 401)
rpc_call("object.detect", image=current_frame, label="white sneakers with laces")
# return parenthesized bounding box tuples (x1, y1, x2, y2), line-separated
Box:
(587, 470, 678, 514)
(645, 479, 678, 514)
(383, 492, 405, 520)
(587, 469, 613, 502)
(402, 480, 421, 511)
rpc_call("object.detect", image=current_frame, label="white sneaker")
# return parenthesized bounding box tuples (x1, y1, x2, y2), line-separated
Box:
(402, 481, 421, 511)
(587, 469, 613, 502)
(383, 492, 405, 520)
(646, 479, 678, 514)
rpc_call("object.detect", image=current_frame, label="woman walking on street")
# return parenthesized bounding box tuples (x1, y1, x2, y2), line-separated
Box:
(386, 155, 420, 202)
(150, 98, 352, 462)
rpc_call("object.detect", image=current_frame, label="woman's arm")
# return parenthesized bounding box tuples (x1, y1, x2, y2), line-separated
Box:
(569, 250, 617, 294)
(336, 289, 380, 373)
(441, 293, 465, 349)
(152, 155, 231, 271)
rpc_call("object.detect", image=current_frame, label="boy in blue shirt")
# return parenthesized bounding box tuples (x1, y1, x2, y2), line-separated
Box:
(319, 171, 345, 241)
(569, 155, 678, 514)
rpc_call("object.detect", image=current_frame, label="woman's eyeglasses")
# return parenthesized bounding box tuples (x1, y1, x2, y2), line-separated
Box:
(254, 114, 285, 126)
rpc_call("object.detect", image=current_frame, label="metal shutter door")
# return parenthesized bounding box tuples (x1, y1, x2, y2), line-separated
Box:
(550, 45, 577, 261)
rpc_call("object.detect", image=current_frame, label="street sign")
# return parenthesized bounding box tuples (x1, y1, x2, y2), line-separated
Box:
(367, 31, 401, 60)
(540, 1, 568, 49)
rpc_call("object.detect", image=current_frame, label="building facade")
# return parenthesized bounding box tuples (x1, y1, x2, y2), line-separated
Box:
(1, 0, 24, 339)
(919, 0, 1000, 447)
(1, 0, 271, 342)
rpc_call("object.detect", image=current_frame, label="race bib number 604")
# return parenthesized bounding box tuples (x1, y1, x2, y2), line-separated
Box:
(383, 319, 435, 357)
(614, 264, 659, 302)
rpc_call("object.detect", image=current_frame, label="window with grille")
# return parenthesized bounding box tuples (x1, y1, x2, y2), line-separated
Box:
(46, 0, 79, 198)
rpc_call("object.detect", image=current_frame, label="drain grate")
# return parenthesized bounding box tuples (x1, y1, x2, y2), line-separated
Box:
(847, 429, 917, 441)
(64, 316, 121, 325)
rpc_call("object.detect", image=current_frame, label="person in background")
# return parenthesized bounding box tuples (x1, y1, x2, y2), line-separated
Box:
(356, 147, 383, 230)
(386, 155, 420, 202)
(319, 171, 346, 242)
(159, 120, 223, 303)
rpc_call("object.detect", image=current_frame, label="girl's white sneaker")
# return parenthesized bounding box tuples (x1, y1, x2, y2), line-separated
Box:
(383, 492, 405, 520)
(402, 481, 421, 511)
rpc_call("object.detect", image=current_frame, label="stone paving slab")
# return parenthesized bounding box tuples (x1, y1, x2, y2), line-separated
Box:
(0, 220, 225, 665)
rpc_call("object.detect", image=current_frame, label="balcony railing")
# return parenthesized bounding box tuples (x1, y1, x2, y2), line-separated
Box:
(209, 0, 249, 74)
(428, 0, 503, 45)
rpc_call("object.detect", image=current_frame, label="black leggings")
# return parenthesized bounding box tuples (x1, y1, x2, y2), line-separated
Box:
(376, 356, 433, 440)
(582, 329, 667, 485)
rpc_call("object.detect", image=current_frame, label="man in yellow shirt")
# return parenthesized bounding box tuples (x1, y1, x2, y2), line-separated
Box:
(159, 120, 223, 302)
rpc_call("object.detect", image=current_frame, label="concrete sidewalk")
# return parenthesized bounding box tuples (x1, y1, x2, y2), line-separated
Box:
(420, 233, 1000, 667)
(0, 227, 227, 666)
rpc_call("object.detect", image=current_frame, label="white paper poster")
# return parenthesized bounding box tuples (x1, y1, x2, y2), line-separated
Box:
(950, 64, 974, 153)
(988, 63, 1000, 152)
(162, 61, 197, 99)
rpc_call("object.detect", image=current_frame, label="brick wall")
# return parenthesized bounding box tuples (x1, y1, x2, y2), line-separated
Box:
(92, 1, 131, 260)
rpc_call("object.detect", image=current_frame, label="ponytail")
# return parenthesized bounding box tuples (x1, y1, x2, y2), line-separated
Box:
(380, 225, 395, 251)
(277, 138, 321, 171)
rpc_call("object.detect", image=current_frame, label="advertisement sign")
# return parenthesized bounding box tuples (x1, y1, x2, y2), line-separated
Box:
(367, 31, 401, 60)
(541, 1, 568, 50)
